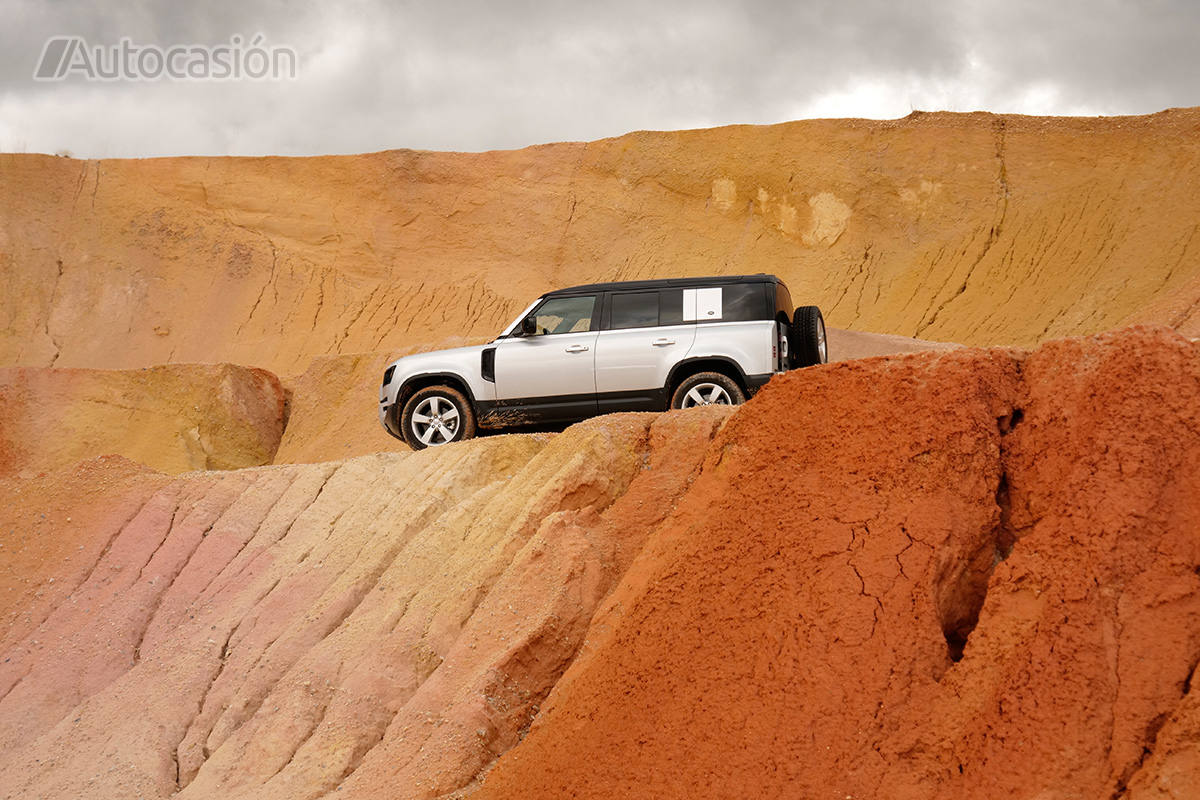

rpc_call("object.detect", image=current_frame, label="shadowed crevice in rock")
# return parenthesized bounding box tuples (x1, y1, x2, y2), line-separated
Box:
(939, 406, 1025, 664)
(940, 363, 1029, 665)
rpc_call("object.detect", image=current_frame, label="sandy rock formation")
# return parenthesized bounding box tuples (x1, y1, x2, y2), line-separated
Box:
(3, 110, 1200, 374)
(273, 350, 411, 464)
(0, 364, 285, 476)
(0, 455, 168, 642)
(0, 408, 730, 800)
(474, 326, 1200, 800)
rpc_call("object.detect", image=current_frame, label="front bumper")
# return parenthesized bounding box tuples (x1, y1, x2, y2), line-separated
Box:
(379, 368, 400, 438)
(379, 400, 404, 441)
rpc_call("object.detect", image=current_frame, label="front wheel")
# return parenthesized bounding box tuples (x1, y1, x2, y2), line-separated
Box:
(400, 386, 477, 450)
(670, 372, 746, 409)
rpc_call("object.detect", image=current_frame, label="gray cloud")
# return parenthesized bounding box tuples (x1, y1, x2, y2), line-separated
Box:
(0, 0, 1197, 157)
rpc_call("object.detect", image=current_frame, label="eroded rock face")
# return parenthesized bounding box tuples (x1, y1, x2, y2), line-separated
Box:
(474, 327, 1200, 800)
(0, 364, 285, 476)
(0, 409, 731, 800)
(931, 328, 1200, 799)
(4, 111, 1200, 374)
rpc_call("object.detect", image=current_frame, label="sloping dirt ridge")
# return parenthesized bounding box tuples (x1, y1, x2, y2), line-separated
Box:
(1, 326, 1198, 799)
(3, 109, 1200, 374)
(0, 409, 730, 799)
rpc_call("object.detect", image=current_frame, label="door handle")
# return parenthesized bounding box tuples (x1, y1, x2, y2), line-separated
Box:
(565, 344, 590, 353)
(652, 338, 676, 347)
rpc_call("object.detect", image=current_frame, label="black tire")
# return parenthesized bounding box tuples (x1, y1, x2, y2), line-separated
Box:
(790, 306, 827, 368)
(400, 385, 477, 450)
(670, 372, 746, 409)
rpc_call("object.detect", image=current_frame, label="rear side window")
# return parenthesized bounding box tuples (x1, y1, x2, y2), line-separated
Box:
(610, 291, 660, 329)
(775, 282, 793, 320)
(720, 282, 768, 321)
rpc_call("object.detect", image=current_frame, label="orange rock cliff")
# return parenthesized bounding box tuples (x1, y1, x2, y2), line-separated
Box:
(3, 109, 1200, 375)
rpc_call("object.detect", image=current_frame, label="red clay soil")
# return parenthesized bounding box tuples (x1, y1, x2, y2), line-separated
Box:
(474, 326, 1200, 799)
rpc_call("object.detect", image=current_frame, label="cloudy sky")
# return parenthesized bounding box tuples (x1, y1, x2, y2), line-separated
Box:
(1, 0, 1198, 158)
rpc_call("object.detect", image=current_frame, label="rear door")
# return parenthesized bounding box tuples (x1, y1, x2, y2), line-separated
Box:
(594, 288, 697, 412)
(492, 293, 599, 420)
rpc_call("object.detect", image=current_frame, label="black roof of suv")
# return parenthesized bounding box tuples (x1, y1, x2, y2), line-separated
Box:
(543, 273, 785, 297)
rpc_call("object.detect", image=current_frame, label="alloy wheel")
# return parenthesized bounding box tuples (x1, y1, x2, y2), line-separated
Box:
(410, 395, 461, 445)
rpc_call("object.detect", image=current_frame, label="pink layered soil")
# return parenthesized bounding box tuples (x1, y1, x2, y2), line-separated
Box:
(0, 409, 731, 799)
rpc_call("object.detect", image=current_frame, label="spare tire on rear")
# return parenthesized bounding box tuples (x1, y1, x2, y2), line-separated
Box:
(789, 306, 827, 368)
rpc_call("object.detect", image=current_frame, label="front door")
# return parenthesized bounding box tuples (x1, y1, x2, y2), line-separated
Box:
(492, 294, 599, 421)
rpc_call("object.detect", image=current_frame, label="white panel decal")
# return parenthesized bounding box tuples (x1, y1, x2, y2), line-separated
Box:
(695, 287, 722, 320)
(682, 287, 723, 321)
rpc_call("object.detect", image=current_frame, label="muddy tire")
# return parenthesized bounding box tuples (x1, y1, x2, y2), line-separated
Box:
(670, 372, 746, 409)
(790, 306, 827, 368)
(400, 385, 477, 450)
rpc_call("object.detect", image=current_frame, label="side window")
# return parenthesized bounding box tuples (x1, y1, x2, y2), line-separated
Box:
(610, 291, 660, 329)
(721, 283, 768, 321)
(660, 289, 684, 325)
(532, 295, 597, 335)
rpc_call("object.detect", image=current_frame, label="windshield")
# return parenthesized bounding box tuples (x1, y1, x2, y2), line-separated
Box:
(497, 298, 541, 338)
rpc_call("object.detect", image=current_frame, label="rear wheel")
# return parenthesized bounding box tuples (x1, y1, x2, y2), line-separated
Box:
(400, 386, 477, 450)
(670, 372, 746, 409)
(790, 306, 827, 367)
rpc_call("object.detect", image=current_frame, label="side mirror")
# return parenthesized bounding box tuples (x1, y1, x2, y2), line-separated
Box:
(520, 316, 537, 336)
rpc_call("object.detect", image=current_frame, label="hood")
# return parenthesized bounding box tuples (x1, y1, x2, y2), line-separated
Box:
(388, 343, 489, 375)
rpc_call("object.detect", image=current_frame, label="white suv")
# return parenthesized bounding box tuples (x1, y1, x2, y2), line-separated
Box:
(379, 274, 826, 449)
